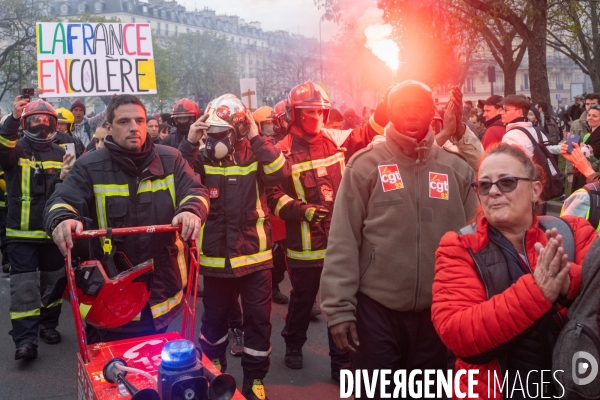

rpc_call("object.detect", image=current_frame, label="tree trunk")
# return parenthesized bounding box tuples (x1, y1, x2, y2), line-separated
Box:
(503, 61, 518, 96)
(528, 0, 551, 104)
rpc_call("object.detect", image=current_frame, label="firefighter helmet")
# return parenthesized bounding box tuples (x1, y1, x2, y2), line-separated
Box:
(56, 107, 75, 133)
(21, 99, 58, 142)
(285, 81, 331, 125)
(74, 258, 154, 329)
(253, 106, 273, 124)
(171, 98, 200, 120)
(205, 95, 248, 135)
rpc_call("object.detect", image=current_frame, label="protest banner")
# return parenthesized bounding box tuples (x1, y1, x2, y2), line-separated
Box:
(240, 78, 258, 111)
(36, 22, 157, 97)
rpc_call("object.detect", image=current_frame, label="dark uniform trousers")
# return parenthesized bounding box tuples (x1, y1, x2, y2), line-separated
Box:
(351, 292, 448, 400)
(271, 241, 287, 289)
(282, 267, 350, 370)
(200, 268, 272, 380)
(8, 242, 64, 347)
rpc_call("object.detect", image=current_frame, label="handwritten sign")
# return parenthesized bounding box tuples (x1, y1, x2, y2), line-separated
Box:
(36, 22, 157, 97)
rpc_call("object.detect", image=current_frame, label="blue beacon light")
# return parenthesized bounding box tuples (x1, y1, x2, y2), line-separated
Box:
(160, 339, 197, 370)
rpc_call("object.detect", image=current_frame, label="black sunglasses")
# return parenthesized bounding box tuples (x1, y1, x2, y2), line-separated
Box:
(471, 176, 533, 195)
(589, 104, 600, 110)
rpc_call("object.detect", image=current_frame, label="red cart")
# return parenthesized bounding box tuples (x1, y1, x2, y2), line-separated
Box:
(63, 225, 244, 400)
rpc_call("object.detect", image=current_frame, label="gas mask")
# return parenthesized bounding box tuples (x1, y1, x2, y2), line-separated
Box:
(300, 112, 323, 134)
(205, 129, 234, 160)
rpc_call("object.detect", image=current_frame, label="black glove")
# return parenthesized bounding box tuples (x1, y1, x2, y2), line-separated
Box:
(299, 204, 329, 225)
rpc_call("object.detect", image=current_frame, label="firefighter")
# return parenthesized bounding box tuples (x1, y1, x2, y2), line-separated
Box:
(44, 94, 209, 343)
(253, 106, 275, 137)
(272, 100, 289, 142)
(0, 97, 67, 361)
(0, 166, 8, 273)
(162, 98, 200, 149)
(253, 105, 289, 304)
(178, 95, 290, 400)
(54, 108, 86, 156)
(266, 81, 387, 380)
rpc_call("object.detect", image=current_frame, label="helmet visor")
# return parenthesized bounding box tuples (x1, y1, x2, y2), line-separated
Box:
(290, 83, 330, 109)
(26, 114, 56, 133)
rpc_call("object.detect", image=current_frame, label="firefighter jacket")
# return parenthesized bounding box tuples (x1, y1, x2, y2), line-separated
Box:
(0, 115, 65, 243)
(0, 169, 6, 209)
(178, 135, 290, 278)
(44, 142, 209, 330)
(266, 115, 383, 268)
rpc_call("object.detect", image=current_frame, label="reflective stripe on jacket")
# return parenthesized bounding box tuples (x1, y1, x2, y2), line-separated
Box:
(179, 135, 290, 278)
(44, 143, 209, 330)
(0, 115, 65, 242)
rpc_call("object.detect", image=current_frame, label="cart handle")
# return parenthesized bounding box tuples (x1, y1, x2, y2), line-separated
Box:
(72, 224, 181, 240)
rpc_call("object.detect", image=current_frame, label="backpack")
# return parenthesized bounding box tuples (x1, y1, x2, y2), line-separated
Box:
(553, 238, 600, 399)
(543, 115, 562, 145)
(583, 182, 600, 231)
(514, 127, 566, 201)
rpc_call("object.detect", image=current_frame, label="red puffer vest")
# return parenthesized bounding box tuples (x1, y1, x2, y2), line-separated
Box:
(432, 215, 597, 399)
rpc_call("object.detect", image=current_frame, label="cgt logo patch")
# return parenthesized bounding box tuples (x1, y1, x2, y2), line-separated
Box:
(215, 105, 231, 120)
(429, 172, 449, 200)
(209, 187, 219, 198)
(378, 165, 404, 192)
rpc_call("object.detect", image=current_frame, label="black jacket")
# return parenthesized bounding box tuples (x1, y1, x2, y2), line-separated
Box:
(162, 128, 186, 149)
(0, 115, 65, 242)
(178, 135, 290, 278)
(44, 143, 210, 330)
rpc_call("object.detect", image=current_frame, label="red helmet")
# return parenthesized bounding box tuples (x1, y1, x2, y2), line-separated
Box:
(286, 81, 331, 125)
(21, 99, 58, 131)
(73, 258, 154, 329)
(171, 98, 199, 120)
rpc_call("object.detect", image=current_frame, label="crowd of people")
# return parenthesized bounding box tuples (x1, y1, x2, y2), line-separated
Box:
(1, 79, 600, 400)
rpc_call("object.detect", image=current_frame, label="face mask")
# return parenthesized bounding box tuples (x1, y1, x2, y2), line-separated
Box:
(301, 113, 323, 134)
(205, 133, 233, 160)
(175, 122, 192, 135)
(27, 123, 52, 138)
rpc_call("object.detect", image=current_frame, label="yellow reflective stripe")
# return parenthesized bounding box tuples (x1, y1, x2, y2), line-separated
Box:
(49, 203, 78, 214)
(18, 158, 63, 169)
(43, 299, 63, 308)
(200, 255, 226, 268)
(369, 114, 385, 135)
(291, 152, 345, 175)
(0, 201, 5, 208)
(93, 184, 130, 197)
(274, 195, 294, 218)
(138, 174, 176, 209)
(199, 224, 205, 255)
(11, 309, 40, 319)
(175, 235, 187, 287)
(20, 161, 31, 231)
(287, 248, 327, 261)
(200, 250, 273, 269)
(0, 135, 16, 148)
(255, 182, 267, 252)
(300, 221, 311, 251)
(7, 229, 50, 239)
(205, 162, 258, 176)
(179, 195, 209, 213)
(151, 290, 184, 318)
(93, 184, 129, 231)
(132, 312, 141, 321)
(263, 152, 285, 175)
(80, 303, 91, 319)
(230, 250, 272, 268)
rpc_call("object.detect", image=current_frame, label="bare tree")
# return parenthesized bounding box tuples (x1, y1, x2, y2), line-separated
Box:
(0, 0, 48, 102)
(547, 0, 600, 92)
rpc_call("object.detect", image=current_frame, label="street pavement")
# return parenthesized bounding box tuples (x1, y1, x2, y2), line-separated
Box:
(0, 270, 343, 400)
